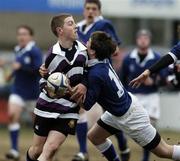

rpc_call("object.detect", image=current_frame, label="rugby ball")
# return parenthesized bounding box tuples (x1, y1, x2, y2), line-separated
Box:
(46, 72, 69, 98)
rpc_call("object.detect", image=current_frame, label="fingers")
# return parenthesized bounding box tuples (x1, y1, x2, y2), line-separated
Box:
(65, 85, 73, 95)
(76, 95, 84, 105)
(70, 91, 82, 101)
(70, 88, 85, 101)
(129, 78, 141, 88)
(70, 85, 87, 101)
(82, 94, 86, 103)
(69, 86, 77, 98)
(129, 70, 150, 88)
(132, 81, 141, 88)
(129, 74, 146, 88)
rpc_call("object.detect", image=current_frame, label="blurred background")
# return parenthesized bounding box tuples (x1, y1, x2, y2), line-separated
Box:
(0, 0, 180, 161)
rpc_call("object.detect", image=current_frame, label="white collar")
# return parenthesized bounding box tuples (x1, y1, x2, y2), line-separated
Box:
(77, 16, 103, 27)
(130, 48, 155, 66)
(88, 58, 108, 67)
(77, 16, 104, 34)
(52, 40, 87, 56)
(15, 41, 35, 53)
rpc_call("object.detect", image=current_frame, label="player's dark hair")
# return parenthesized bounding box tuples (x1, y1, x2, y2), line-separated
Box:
(51, 13, 72, 37)
(90, 31, 116, 60)
(85, 0, 101, 10)
(17, 25, 34, 36)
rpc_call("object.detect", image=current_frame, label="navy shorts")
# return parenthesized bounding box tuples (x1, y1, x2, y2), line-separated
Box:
(34, 115, 78, 137)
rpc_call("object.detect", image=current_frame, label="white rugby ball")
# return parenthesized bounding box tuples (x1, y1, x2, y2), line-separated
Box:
(47, 72, 69, 98)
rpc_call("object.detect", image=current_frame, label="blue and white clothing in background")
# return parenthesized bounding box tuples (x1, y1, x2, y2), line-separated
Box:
(9, 41, 42, 111)
(77, 16, 121, 45)
(120, 49, 167, 119)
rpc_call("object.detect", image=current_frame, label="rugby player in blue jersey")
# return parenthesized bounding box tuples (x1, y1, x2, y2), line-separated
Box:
(73, 0, 129, 160)
(130, 41, 180, 88)
(0, 25, 43, 160)
(73, 31, 180, 161)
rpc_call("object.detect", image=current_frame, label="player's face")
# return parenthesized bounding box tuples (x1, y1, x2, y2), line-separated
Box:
(86, 39, 95, 58)
(84, 3, 101, 24)
(16, 28, 32, 48)
(62, 16, 78, 41)
(136, 35, 151, 50)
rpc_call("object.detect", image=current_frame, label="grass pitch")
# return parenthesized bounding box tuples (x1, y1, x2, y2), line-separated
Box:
(0, 127, 179, 161)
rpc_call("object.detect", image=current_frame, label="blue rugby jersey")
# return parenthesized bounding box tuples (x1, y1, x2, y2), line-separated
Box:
(84, 59, 132, 116)
(12, 41, 42, 100)
(169, 42, 180, 61)
(120, 49, 168, 94)
(77, 16, 121, 45)
(35, 40, 88, 119)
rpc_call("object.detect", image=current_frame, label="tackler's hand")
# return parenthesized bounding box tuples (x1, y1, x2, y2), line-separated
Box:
(70, 83, 87, 104)
(129, 69, 151, 88)
(65, 84, 73, 96)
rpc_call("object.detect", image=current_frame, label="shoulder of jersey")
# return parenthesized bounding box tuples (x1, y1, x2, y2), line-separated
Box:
(96, 19, 112, 26)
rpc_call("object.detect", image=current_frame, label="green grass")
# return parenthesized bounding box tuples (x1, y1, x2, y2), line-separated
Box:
(0, 127, 179, 161)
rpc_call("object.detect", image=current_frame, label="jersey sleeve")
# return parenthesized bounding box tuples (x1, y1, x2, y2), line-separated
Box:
(32, 48, 43, 70)
(83, 73, 102, 111)
(169, 42, 180, 61)
(155, 54, 169, 79)
(149, 54, 174, 74)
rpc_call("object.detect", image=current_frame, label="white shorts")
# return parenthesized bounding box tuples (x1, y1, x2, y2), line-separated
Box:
(135, 93, 160, 120)
(87, 103, 103, 128)
(8, 94, 36, 112)
(98, 94, 160, 150)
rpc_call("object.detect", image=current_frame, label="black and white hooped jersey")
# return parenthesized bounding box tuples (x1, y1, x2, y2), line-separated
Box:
(34, 40, 88, 119)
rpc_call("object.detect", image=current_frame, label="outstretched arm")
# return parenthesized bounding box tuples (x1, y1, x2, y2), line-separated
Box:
(129, 54, 174, 88)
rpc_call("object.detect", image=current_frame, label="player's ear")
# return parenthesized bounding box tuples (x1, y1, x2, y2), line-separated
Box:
(90, 49, 96, 57)
(56, 27, 63, 36)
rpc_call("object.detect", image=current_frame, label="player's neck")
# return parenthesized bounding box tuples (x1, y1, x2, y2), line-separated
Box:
(58, 38, 74, 49)
(138, 48, 148, 55)
(86, 21, 93, 26)
(89, 55, 96, 59)
(86, 19, 94, 26)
